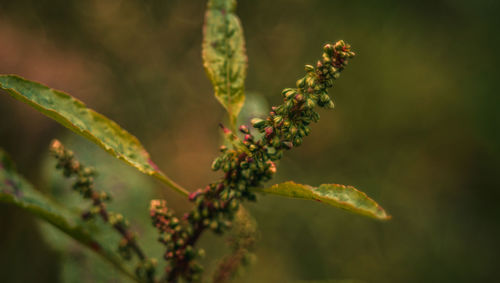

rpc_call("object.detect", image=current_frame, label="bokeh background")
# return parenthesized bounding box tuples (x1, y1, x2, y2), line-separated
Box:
(1, 0, 499, 282)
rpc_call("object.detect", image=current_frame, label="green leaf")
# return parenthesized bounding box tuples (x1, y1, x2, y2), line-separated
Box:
(0, 149, 138, 282)
(257, 181, 390, 220)
(0, 74, 188, 196)
(202, 0, 247, 130)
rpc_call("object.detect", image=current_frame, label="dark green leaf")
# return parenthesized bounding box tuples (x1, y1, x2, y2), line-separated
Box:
(0, 149, 138, 282)
(0, 75, 188, 196)
(202, 0, 247, 129)
(257, 181, 390, 220)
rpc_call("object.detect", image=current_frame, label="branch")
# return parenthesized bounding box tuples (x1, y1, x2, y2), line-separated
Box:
(50, 140, 156, 282)
(153, 41, 354, 282)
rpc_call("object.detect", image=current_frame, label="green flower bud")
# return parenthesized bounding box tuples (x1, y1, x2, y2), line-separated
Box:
(283, 141, 293, 149)
(334, 40, 346, 51)
(306, 76, 316, 87)
(281, 88, 296, 98)
(323, 43, 334, 55)
(296, 77, 306, 88)
(272, 137, 281, 148)
(305, 98, 316, 109)
(322, 53, 331, 64)
(293, 136, 302, 146)
(251, 118, 266, 128)
(320, 93, 330, 103)
(304, 64, 315, 72)
(222, 162, 231, 172)
(273, 115, 283, 124)
(211, 157, 221, 171)
(299, 128, 306, 137)
(202, 208, 209, 217)
(210, 220, 218, 231)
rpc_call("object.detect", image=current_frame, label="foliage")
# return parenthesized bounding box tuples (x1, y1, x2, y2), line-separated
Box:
(202, 0, 247, 131)
(0, 0, 389, 282)
(0, 75, 187, 196)
(0, 149, 138, 281)
(257, 181, 390, 220)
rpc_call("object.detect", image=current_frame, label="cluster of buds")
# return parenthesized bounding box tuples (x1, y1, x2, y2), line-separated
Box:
(154, 41, 354, 282)
(50, 140, 155, 282)
(150, 200, 204, 282)
(252, 40, 355, 151)
(50, 140, 110, 218)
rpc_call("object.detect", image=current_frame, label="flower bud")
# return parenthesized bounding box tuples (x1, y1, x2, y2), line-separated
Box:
(320, 93, 330, 103)
(294, 93, 304, 102)
(306, 77, 315, 87)
(304, 64, 315, 72)
(239, 125, 249, 134)
(305, 98, 316, 109)
(251, 118, 266, 128)
(273, 115, 283, 124)
(281, 88, 296, 98)
(296, 77, 306, 88)
(322, 53, 331, 64)
(293, 136, 302, 146)
(323, 43, 334, 55)
(210, 220, 218, 231)
(211, 158, 221, 171)
(283, 141, 293, 149)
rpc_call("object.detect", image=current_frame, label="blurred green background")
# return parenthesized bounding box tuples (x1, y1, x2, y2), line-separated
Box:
(1, 0, 499, 282)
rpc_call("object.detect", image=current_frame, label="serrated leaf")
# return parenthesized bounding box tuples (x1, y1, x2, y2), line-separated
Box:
(0, 74, 188, 196)
(257, 181, 390, 220)
(0, 149, 138, 282)
(202, 0, 247, 128)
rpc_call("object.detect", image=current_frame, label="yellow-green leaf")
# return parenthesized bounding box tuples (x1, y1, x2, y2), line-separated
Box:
(0, 149, 138, 282)
(257, 181, 390, 220)
(202, 0, 247, 129)
(0, 74, 188, 196)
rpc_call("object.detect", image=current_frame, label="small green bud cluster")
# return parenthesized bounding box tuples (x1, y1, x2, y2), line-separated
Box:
(50, 140, 154, 282)
(252, 40, 354, 151)
(150, 200, 204, 282)
(50, 140, 109, 217)
(157, 125, 278, 280)
(154, 41, 354, 282)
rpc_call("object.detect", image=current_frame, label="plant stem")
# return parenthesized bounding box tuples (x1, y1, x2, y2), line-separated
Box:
(154, 172, 190, 197)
